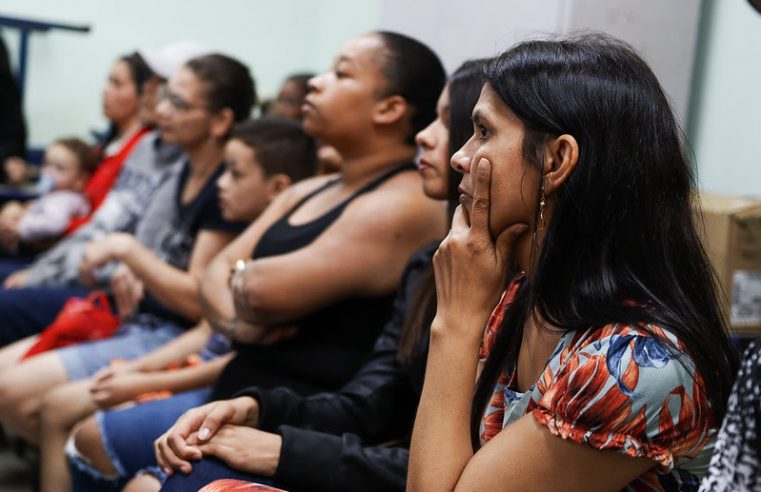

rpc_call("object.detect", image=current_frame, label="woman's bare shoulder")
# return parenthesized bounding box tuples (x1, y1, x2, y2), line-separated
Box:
(344, 171, 447, 233)
(276, 173, 338, 209)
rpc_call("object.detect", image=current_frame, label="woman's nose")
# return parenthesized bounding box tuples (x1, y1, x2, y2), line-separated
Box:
(450, 147, 471, 173)
(415, 123, 435, 149)
(307, 74, 322, 93)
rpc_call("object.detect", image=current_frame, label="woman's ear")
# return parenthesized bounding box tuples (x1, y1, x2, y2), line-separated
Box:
(210, 108, 235, 140)
(372, 95, 408, 126)
(543, 134, 579, 195)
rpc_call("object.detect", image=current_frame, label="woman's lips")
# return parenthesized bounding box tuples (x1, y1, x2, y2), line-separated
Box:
(301, 98, 316, 114)
(458, 187, 473, 206)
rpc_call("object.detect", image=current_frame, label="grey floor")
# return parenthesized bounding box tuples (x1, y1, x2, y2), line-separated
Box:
(0, 430, 35, 492)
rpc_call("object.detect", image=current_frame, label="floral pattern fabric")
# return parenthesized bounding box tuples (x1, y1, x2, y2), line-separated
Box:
(199, 479, 286, 492)
(479, 278, 716, 491)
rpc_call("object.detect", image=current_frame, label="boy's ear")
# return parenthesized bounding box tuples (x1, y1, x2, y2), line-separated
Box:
(265, 174, 293, 200)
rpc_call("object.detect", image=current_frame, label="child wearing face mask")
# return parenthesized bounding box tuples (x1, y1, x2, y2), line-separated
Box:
(0, 138, 97, 252)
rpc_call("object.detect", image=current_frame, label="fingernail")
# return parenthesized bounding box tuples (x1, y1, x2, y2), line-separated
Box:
(198, 427, 210, 440)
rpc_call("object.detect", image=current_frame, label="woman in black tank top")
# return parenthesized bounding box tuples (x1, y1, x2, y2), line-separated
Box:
(200, 32, 449, 399)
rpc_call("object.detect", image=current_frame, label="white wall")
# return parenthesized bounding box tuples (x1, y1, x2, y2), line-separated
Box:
(566, 0, 701, 125)
(378, 0, 569, 72)
(1, 0, 709, 163)
(0, 0, 381, 147)
(378, 0, 701, 124)
(689, 0, 761, 196)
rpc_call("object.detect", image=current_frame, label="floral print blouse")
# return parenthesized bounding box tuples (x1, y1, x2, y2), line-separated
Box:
(479, 278, 716, 491)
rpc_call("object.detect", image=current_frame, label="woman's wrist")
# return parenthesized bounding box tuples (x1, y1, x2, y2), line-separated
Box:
(229, 259, 248, 288)
(430, 314, 489, 347)
(235, 396, 260, 427)
(112, 233, 137, 262)
(259, 432, 282, 477)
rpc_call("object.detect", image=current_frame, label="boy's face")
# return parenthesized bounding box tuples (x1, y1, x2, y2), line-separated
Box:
(217, 138, 288, 223)
(41, 144, 88, 192)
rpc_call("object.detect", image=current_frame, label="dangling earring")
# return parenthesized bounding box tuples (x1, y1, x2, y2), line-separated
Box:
(533, 179, 546, 247)
(538, 184, 546, 234)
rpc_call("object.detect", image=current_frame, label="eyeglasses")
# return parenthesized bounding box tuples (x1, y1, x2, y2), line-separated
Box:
(162, 89, 210, 113)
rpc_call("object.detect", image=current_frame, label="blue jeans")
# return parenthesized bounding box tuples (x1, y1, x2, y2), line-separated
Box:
(0, 285, 90, 344)
(161, 457, 276, 491)
(58, 317, 184, 380)
(69, 388, 211, 492)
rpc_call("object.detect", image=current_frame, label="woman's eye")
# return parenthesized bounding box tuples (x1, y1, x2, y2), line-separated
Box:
(478, 125, 489, 139)
(334, 70, 347, 79)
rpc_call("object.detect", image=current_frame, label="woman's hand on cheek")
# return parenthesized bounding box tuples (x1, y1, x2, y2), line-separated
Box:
(433, 158, 527, 339)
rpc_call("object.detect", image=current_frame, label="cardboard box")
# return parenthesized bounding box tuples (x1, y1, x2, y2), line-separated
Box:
(698, 192, 761, 335)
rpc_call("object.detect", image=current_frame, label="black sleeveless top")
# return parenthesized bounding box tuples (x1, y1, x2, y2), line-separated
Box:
(213, 163, 416, 399)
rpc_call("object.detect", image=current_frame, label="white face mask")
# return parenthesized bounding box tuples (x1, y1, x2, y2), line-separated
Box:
(35, 174, 57, 194)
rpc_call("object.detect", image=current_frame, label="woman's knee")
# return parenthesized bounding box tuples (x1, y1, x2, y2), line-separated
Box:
(71, 415, 117, 475)
(40, 384, 84, 431)
(0, 368, 34, 415)
(0, 354, 66, 415)
(123, 473, 162, 492)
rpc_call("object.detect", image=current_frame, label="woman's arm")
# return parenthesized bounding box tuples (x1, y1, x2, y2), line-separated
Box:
(232, 176, 446, 326)
(131, 321, 213, 372)
(80, 229, 237, 321)
(408, 159, 527, 490)
(200, 182, 306, 331)
(91, 353, 234, 409)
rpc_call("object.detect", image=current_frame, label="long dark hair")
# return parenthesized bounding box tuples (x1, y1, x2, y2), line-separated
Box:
(397, 59, 487, 363)
(471, 34, 738, 447)
(100, 52, 154, 152)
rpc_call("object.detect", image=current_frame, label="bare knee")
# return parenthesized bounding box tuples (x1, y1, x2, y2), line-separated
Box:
(0, 369, 39, 420)
(71, 415, 116, 476)
(123, 473, 162, 492)
(40, 386, 78, 432)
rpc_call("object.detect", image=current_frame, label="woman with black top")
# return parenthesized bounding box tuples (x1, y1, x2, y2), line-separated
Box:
(67, 31, 448, 490)
(151, 59, 487, 492)
(201, 31, 448, 398)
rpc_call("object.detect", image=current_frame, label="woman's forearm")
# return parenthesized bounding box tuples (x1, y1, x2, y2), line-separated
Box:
(147, 354, 233, 394)
(134, 322, 213, 372)
(408, 321, 482, 492)
(200, 251, 238, 327)
(122, 240, 201, 321)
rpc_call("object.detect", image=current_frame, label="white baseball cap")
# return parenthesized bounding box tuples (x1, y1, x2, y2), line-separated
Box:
(139, 41, 211, 79)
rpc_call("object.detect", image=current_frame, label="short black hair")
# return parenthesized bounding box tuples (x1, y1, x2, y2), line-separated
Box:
(230, 117, 317, 183)
(374, 31, 446, 144)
